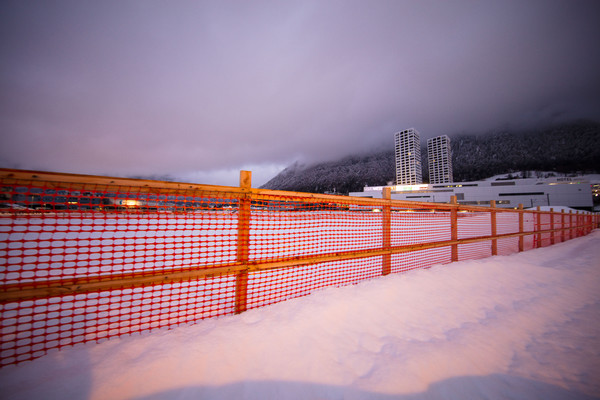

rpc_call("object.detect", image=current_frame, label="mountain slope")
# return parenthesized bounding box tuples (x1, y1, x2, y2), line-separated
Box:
(262, 121, 600, 194)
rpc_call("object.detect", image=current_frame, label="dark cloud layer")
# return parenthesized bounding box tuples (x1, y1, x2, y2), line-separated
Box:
(1, 0, 600, 186)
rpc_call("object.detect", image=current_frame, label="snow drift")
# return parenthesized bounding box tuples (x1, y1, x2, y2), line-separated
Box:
(1, 231, 599, 400)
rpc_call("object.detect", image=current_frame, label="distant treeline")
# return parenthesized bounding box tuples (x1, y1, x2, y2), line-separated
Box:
(262, 120, 600, 194)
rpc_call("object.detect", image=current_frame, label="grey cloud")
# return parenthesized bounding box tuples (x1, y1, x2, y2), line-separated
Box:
(1, 0, 599, 184)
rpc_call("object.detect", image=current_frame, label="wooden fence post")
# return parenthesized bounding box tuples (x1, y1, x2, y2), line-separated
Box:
(550, 208, 555, 245)
(382, 187, 392, 275)
(450, 196, 458, 262)
(535, 206, 542, 248)
(569, 210, 574, 240)
(518, 204, 524, 252)
(490, 200, 497, 256)
(584, 213, 589, 235)
(235, 170, 252, 314)
(561, 209, 566, 243)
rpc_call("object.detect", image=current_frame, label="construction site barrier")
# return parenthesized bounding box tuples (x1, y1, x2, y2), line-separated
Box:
(1, 168, 598, 367)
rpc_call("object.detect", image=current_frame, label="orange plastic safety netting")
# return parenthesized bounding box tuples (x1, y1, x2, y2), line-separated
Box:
(0, 171, 595, 367)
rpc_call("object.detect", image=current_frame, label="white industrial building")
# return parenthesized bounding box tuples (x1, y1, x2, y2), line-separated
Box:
(350, 177, 593, 210)
(394, 128, 422, 185)
(427, 135, 453, 184)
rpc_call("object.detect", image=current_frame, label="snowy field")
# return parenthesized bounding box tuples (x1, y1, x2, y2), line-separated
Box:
(1, 230, 599, 400)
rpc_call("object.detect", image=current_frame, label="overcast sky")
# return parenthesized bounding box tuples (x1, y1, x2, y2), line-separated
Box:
(1, 0, 600, 186)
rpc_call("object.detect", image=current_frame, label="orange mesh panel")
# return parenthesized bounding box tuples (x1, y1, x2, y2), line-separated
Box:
(391, 247, 452, 274)
(0, 171, 594, 367)
(390, 211, 451, 246)
(1, 277, 237, 365)
(497, 212, 519, 235)
(497, 237, 519, 256)
(246, 257, 383, 310)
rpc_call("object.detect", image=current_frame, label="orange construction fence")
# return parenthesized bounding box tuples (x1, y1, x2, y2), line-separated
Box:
(1, 168, 598, 367)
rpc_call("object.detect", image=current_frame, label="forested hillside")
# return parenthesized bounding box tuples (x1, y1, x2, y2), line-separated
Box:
(262, 121, 600, 194)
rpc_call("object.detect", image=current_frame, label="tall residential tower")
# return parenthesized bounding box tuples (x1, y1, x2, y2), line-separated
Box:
(394, 128, 422, 185)
(427, 135, 453, 184)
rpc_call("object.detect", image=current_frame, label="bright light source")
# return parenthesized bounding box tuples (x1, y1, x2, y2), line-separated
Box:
(122, 199, 140, 207)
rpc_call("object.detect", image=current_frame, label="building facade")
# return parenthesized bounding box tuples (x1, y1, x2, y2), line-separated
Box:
(350, 177, 593, 210)
(394, 128, 422, 185)
(427, 135, 453, 184)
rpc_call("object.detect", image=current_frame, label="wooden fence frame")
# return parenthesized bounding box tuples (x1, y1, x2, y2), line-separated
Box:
(1, 168, 598, 312)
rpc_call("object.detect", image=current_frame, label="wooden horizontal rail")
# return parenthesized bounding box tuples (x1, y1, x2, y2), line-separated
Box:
(0, 168, 240, 195)
(0, 264, 247, 303)
(1, 168, 373, 205)
(1, 222, 591, 303)
(5, 167, 585, 213)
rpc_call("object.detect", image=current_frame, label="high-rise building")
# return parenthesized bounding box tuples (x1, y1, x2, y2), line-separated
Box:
(427, 135, 453, 184)
(394, 128, 422, 185)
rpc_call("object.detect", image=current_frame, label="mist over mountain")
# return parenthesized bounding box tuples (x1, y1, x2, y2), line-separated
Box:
(261, 121, 600, 194)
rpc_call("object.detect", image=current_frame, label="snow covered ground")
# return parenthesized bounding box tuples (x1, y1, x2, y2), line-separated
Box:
(1, 230, 599, 400)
